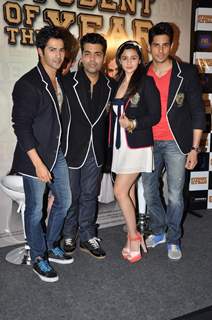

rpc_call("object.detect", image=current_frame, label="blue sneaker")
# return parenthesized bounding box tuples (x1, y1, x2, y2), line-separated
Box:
(146, 233, 166, 248)
(48, 247, 74, 264)
(167, 244, 182, 260)
(33, 258, 58, 282)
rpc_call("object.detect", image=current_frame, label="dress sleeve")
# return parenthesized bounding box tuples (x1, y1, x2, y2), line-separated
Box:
(135, 76, 161, 130)
(185, 65, 205, 130)
(12, 79, 40, 152)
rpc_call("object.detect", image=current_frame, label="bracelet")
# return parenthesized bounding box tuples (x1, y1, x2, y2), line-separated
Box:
(132, 119, 137, 129)
(127, 120, 136, 133)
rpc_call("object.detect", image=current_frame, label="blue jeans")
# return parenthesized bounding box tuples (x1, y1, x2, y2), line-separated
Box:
(23, 150, 71, 262)
(63, 148, 102, 242)
(142, 141, 186, 244)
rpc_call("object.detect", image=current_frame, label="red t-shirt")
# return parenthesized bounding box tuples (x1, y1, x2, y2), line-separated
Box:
(148, 65, 174, 141)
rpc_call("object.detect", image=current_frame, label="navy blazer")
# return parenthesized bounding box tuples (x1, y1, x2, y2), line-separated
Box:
(146, 59, 206, 154)
(109, 75, 161, 149)
(11, 62, 71, 177)
(62, 69, 115, 168)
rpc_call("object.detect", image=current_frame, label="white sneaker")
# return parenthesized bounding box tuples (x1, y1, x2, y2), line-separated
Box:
(167, 244, 182, 260)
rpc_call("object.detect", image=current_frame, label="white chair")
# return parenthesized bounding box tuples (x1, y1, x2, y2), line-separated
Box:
(0, 175, 31, 265)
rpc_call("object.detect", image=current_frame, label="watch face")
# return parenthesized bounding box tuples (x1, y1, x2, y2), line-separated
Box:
(192, 146, 200, 151)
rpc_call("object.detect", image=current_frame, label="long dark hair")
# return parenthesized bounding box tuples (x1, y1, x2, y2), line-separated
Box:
(116, 40, 146, 99)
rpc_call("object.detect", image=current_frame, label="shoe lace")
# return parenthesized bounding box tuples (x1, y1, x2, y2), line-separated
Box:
(88, 237, 101, 249)
(65, 238, 74, 245)
(38, 260, 52, 272)
(51, 247, 64, 257)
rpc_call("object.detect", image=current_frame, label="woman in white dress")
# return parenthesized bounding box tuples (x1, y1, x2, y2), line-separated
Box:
(108, 41, 161, 263)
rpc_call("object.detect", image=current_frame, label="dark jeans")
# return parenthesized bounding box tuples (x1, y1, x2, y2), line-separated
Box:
(63, 149, 102, 242)
(23, 150, 71, 262)
(142, 141, 186, 244)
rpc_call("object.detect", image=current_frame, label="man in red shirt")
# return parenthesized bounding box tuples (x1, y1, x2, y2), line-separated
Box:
(142, 22, 205, 260)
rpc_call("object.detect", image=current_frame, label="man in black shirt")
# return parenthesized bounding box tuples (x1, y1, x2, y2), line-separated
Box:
(62, 33, 114, 258)
(11, 26, 73, 282)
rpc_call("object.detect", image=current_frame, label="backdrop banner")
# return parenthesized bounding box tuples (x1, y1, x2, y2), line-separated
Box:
(189, 0, 212, 210)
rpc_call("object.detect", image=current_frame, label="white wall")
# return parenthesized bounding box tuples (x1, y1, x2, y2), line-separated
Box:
(0, 0, 192, 243)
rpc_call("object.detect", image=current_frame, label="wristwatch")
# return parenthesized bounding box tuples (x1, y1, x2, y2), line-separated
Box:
(191, 146, 201, 153)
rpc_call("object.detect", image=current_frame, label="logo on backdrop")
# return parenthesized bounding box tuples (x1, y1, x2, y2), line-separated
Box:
(189, 172, 209, 191)
(2, 0, 156, 50)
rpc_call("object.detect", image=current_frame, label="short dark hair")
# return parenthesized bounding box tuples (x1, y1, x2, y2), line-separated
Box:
(80, 33, 107, 55)
(36, 26, 65, 50)
(148, 22, 174, 45)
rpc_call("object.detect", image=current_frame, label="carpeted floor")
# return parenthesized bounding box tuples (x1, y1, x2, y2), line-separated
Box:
(0, 210, 212, 320)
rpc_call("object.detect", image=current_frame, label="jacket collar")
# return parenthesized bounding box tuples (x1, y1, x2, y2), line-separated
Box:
(36, 62, 62, 128)
(146, 58, 184, 112)
(37, 62, 57, 98)
(73, 68, 112, 126)
(36, 62, 65, 110)
(167, 59, 184, 112)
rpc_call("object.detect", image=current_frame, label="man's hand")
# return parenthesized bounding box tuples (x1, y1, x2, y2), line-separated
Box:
(185, 150, 198, 170)
(27, 148, 52, 182)
(35, 162, 52, 183)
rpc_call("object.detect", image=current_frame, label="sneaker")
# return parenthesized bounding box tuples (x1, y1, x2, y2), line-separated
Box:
(64, 238, 77, 255)
(80, 237, 106, 259)
(33, 258, 58, 282)
(146, 233, 166, 248)
(167, 244, 182, 260)
(48, 247, 74, 264)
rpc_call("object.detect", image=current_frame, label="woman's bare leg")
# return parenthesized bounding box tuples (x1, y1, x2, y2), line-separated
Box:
(114, 173, 139, 252)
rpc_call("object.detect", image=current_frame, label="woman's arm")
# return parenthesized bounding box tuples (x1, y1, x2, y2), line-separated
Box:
(134, 76, 161, 130)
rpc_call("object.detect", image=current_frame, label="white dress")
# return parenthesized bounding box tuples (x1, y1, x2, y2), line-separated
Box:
(111, 99, 154, 174)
